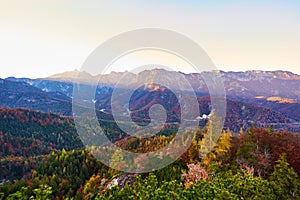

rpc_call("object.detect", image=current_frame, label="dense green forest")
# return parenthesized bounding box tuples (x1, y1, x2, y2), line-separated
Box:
(0, 108, 299, 199)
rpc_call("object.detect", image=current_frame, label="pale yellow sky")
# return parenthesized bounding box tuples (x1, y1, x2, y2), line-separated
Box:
(0, 0, 299, 78)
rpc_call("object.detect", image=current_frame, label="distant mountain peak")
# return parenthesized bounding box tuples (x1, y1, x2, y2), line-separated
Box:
(45, 69, 96, 83)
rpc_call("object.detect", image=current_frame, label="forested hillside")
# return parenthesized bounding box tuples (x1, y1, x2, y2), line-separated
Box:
(1, 123, 299, 199)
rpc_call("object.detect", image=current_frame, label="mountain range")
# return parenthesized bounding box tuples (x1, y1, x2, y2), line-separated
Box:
(1, 68, 300, 132)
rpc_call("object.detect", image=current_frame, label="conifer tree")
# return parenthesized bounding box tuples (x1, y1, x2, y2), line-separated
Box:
(270, 153, 300, 199)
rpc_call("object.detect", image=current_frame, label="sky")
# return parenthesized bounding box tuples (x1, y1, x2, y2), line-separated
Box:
(0, 0, 300, 78)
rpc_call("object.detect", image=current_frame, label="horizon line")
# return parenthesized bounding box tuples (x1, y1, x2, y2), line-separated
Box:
(2, 67, 300, 79)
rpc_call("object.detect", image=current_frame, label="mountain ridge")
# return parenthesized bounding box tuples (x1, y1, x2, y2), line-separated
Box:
(2, 68, 300, 132)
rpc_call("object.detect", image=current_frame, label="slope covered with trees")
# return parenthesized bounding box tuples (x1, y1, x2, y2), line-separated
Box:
(0, 124, 299, 199)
